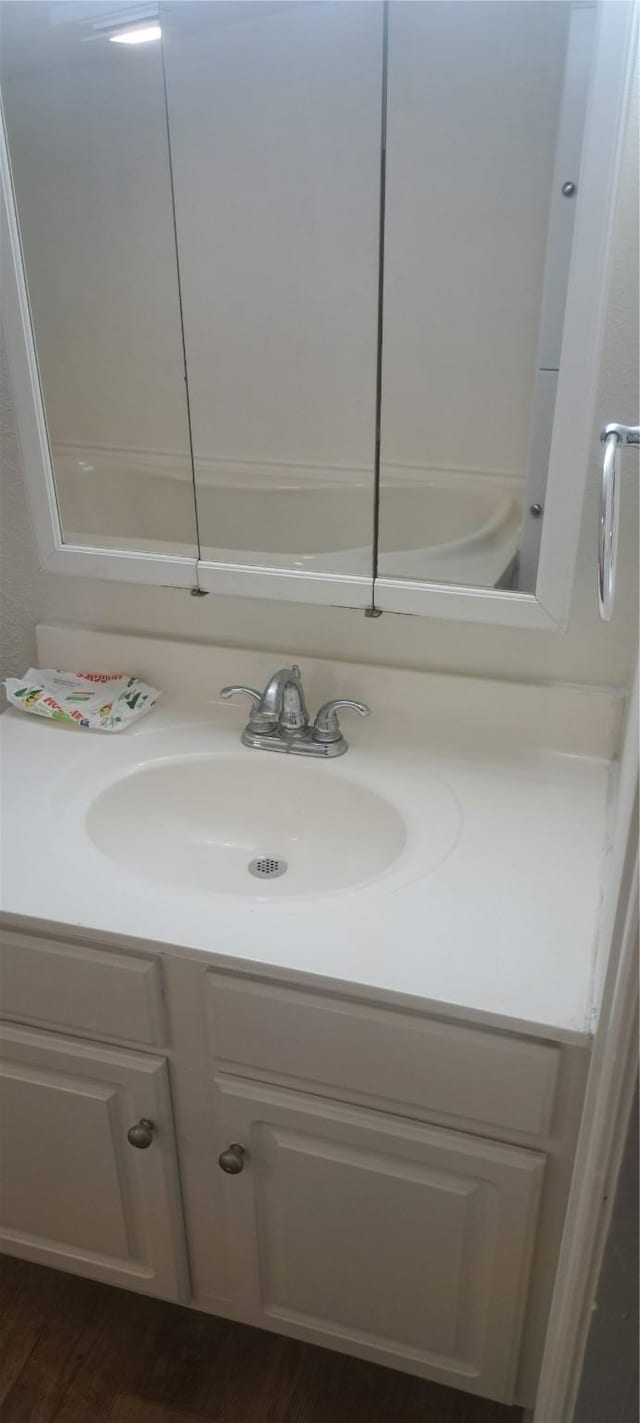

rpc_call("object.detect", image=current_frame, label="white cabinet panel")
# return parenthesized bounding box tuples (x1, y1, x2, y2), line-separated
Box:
(206, 972, 559, 1137)
(213, 1076, 545, 1403)
(0, 1025, 187, 1301)
(0, 931, 165, 1048)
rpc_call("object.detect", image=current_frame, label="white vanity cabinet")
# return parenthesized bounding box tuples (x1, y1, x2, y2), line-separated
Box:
(0, 925, 590, 1410)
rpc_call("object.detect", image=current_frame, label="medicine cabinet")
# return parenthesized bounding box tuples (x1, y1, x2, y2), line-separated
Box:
(1, 0, 636, 626)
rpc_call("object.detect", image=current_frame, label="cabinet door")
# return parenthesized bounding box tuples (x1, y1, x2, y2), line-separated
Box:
(1, 4, 198, 561)
(161, 0, 382, 602)
(0, 1025, 188, 1301)
(214, 1076, 545, 1403)
(378, 0, 574, 594)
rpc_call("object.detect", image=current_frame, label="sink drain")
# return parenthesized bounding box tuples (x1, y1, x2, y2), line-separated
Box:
(248, 855, 288, 880)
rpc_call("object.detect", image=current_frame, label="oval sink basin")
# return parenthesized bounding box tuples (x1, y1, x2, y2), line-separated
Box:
(86, 753, 407, 897)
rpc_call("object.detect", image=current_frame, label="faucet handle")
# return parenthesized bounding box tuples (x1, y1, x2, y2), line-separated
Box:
(220, 684, 278, 735)
(313, 699, 371, 745)
(220, 685, 261, 707)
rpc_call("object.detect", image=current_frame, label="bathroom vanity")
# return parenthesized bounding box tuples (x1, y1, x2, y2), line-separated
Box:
(0, 626, 623, 1410)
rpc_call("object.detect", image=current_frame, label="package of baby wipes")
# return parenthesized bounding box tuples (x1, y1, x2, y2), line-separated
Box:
(4, 669, 161, 732)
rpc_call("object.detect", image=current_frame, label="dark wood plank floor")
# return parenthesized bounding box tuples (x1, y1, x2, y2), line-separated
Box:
(0, 1257, 522, 1423)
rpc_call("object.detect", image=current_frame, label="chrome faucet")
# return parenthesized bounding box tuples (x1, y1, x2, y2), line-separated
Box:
(220, 665, 370, 758)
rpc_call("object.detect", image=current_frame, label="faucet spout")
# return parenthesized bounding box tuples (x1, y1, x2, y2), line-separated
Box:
(281, 673, 308, 732)
(259, 666, 301, 719)
(258, 665, 308, 732)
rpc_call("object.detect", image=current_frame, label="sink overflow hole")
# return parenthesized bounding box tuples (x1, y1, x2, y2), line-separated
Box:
(248, 856, 288, 880)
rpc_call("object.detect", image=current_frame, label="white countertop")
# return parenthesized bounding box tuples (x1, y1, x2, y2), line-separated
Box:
(0, 625, 624, 1045)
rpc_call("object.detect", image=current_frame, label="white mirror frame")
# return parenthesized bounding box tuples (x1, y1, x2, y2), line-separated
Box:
(1, 0, 636, 627)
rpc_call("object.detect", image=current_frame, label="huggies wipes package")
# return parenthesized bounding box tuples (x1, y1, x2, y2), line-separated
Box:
(4, 670, 161, 732)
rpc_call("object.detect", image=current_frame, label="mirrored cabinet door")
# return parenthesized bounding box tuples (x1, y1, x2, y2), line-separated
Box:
(161, 0, 382, 585)
(1, 0, 197, 558)
(378, 0, 593, 594)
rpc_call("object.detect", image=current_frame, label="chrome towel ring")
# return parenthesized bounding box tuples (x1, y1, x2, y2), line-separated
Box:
(598, 423, 639, 622)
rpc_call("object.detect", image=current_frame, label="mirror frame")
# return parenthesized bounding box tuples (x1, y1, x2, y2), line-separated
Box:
(1, 0, 636, 625)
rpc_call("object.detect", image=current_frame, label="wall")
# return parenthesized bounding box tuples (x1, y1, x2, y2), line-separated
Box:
(1, 52, 637, 695)
(573, 1088, 638, 1423)
(0, 336, 37, 694)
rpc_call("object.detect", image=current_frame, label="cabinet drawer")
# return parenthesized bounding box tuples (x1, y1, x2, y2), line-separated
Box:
(0, 931, 165, 1048)
(206, 973, 559, 1138)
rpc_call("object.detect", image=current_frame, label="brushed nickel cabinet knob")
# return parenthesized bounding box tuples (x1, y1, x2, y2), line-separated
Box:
(127, 1118, 155, 1149)
(218, 1143, 246, 1174)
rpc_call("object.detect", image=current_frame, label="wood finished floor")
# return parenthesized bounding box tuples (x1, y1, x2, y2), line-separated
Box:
(0, 1257, 523, 1423)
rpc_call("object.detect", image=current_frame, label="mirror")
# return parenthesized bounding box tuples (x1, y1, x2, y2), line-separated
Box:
(0, 0, 197, 557)
(2, 0, 629, 622)
(378, 0, 594, 593)
(160, 0, 382, 577)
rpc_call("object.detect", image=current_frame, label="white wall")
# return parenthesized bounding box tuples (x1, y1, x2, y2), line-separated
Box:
(1, 47, 637, 696)
(0, 336, 37, 695)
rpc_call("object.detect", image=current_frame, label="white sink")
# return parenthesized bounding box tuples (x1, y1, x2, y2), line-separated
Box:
(86, 752, 408, 896)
